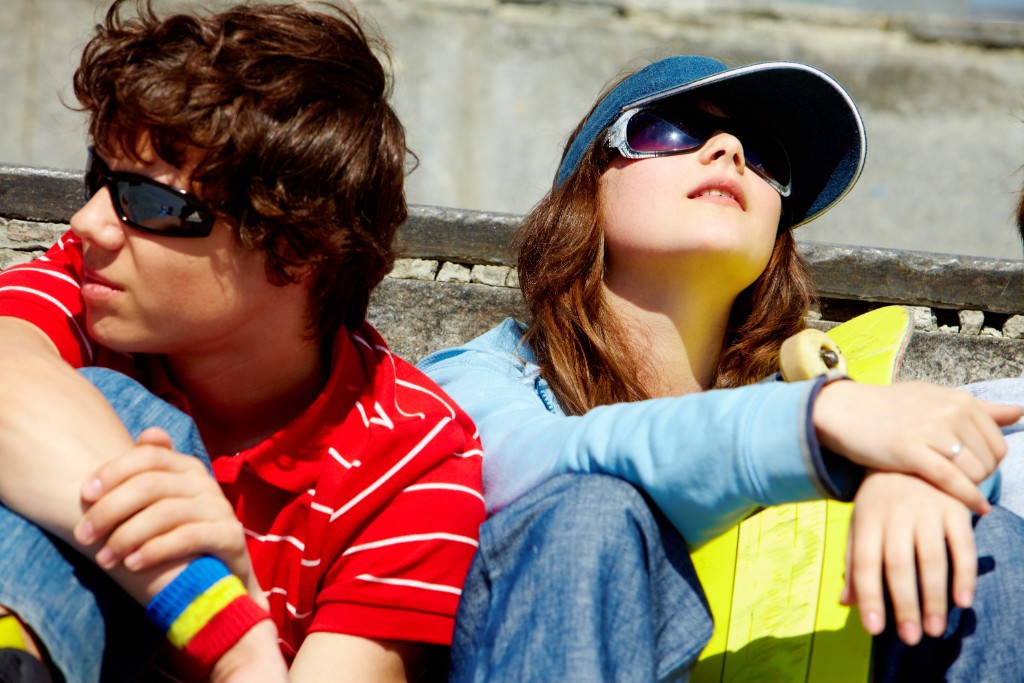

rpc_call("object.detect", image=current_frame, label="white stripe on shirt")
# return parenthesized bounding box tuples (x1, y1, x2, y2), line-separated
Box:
(355, 574, 463, 596)
(342, 532, 479, 556)
(403, 482, 485, 503)
(329, 417, 452, 522)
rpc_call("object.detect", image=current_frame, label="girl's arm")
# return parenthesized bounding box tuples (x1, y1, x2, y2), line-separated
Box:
(421, 327, 1013, 547)
(423, 338, 851, 547)
(813, 379, 1017, 509)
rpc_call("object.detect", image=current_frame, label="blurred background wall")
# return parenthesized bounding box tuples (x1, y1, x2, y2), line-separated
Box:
(2, 0, 1024, 258)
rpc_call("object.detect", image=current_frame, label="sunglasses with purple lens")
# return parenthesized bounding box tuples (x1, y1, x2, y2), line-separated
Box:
(605, 107, 792, 197)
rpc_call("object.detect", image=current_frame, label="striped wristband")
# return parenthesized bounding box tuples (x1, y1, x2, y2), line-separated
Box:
(146, 556, 271, 677)
(0, 615, 26, 650)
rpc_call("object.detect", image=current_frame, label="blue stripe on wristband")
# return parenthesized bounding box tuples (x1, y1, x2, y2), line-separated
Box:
(145, 556, 231, 633)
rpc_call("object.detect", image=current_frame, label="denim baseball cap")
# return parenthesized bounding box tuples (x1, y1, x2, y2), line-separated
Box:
(555, 55, 866, 228)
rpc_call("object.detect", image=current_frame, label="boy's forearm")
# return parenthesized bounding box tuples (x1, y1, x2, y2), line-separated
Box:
(0, 318, 126, 530)
(0, 317, 183, 600)
(0, 318, 276, 679)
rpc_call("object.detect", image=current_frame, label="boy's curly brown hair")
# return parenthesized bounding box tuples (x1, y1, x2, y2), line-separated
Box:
(74, 0, 408, 338)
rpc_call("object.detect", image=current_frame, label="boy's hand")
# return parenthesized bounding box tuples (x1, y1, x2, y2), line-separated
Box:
(73, 427, 261, 601)
(843, 470, 977, 646)
(813, 380, 1020, 515)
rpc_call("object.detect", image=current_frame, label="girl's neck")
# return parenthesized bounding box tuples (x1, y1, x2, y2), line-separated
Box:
(604, 281, 733, 397)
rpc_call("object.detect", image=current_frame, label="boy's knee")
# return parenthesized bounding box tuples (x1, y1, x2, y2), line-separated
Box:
(78, 367, 148, 400)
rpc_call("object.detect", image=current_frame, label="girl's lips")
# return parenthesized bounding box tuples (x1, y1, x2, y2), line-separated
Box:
(687, 178, 746, 210)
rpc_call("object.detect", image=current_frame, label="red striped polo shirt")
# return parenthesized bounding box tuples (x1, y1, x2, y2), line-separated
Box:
(0, 233, 486, 660)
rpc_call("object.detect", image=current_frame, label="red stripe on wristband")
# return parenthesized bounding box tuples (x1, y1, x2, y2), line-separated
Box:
(180, 594, 272, 679)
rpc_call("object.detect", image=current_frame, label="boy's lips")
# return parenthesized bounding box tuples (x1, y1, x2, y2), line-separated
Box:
(82, 273, 123, 301)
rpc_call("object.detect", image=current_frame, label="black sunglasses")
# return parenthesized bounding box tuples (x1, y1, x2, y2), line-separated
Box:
(605, 107, 792, 197)
(83, 147, 217, 237)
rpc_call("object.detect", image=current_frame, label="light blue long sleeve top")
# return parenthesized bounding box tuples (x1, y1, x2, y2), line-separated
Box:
(419, 318, 869, 547)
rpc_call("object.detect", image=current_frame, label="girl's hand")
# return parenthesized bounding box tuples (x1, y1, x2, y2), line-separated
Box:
(813, 380, 1020, 514)
(843, 470, 976, 645)
(73, 427, 262, 601)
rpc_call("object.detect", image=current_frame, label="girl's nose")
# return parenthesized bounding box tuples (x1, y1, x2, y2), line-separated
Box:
(699, 131, 747, 175)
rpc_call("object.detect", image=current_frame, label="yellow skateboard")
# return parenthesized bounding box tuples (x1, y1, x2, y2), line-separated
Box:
(690, 305, 913, 683)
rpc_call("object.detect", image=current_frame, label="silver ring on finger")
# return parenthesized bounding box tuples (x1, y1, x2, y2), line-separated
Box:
(948, 443, 964, 459)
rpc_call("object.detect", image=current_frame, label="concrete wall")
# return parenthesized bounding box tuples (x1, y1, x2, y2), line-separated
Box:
(2, 0, 1024, 259)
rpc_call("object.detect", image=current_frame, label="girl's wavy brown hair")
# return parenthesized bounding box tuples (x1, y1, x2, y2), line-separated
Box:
(73, 0, 408, 339)
(517, 85, 817, 416)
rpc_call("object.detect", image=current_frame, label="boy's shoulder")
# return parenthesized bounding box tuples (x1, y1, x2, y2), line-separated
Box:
(340, 324, 482, 465)
(350, 323, 472, 422)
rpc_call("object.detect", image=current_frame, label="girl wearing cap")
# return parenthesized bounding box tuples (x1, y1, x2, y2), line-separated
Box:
(419, 55, 1024, 681)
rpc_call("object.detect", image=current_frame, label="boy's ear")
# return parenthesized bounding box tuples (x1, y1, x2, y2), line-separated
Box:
(283, 262, 314, 285)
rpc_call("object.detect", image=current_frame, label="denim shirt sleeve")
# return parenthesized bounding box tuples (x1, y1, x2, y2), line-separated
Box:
(804, 373, 866, 501)
(419, 320, 858, 547)
(954, 377, 1024, 504)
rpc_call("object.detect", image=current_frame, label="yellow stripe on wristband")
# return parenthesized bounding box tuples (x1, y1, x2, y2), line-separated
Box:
(0, 615, 27, 651)
(166, 574, 248, 649)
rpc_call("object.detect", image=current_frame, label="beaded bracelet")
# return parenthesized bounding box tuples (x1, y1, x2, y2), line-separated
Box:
(146, 556, 270, 677)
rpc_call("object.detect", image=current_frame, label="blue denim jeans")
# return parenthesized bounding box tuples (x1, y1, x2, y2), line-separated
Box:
(0, 368, 209, 683)
(450, 474, 712, 683)
(451, 474, 1024, 683)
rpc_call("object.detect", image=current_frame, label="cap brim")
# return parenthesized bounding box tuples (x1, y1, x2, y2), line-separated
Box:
(627, 62, 865, 228)
(556, 59, 866, 228)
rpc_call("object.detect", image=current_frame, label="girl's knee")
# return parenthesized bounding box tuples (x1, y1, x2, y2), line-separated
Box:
(523, 475, 662, 556)
(539, 473, 651, 521)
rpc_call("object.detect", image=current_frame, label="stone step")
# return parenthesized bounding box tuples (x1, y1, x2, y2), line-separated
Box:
(4, 161, 1023, 385)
